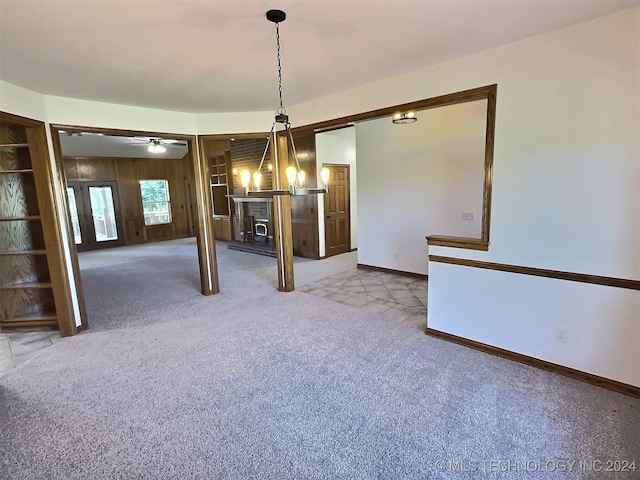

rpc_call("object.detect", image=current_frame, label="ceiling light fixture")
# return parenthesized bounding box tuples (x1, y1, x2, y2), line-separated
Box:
(243, 9, 330, 196)
(392, 112, 417, 124)
(147, 139, 167, 154)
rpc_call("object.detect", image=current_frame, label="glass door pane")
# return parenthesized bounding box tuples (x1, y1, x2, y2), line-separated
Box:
(88, 186, 118, 242)
(66, 187, 82, 244)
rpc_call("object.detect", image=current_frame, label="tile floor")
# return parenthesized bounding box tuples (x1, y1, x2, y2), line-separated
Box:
(0, 328, 61, 377)
(0, 267, 426, 378)
(299, 267, 427, 331)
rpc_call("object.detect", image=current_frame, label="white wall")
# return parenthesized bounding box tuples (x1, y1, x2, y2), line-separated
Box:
(44, 95, 197, 134)
(290, 8, 639, 280)
(0, 81, 47, 121)
(315, 128, 358, 256)
(356, 100, 486, 274)
(290, 8, 640, 386)
(428, 262, 640, 387)
(1, 80, 273, 136)
(196, 111, 275, 135)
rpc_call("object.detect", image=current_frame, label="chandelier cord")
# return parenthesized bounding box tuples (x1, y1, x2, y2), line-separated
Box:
(275, 22, 285, 115)
(274, 19, 301, 173)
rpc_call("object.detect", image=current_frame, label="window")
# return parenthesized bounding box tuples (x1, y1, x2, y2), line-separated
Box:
(139, 180, 172, 225)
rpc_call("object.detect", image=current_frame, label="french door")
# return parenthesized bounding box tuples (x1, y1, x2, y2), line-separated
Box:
(66, 181, 125, 252)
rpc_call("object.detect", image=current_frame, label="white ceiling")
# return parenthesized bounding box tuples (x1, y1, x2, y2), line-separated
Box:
(1, 0, 637, 114)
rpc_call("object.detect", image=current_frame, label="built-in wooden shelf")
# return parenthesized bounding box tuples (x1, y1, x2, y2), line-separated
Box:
(0, 215, 41, 221)
(0, 112, 79, 335)
(0, 250, 47, 256)
(0, 281, 52, 290)
(0, 249, 47, 256)
(0, 143, 29, 149)
(1, 313, 58, 328)
(0, 169, 34, 174)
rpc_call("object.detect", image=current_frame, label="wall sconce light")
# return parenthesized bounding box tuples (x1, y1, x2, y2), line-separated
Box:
(392, 112, 417, 124)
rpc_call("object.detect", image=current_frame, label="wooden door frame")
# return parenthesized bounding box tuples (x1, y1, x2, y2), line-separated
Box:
(322, 163, 351, 258)
(51, 124, 219, 301)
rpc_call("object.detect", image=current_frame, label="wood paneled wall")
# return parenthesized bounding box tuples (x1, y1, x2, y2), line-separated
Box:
(63, 155, 194, 245)
(290, 131, 319, 259)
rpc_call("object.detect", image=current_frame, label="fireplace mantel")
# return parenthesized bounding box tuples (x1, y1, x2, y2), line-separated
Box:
(228, 195, 274, 204)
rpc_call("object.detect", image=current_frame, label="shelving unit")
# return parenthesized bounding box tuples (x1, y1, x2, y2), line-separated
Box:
(209, 151, 233, 240)
(0, 114, 72, 332)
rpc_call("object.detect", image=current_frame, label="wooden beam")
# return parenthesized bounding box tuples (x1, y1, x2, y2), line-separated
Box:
(193, 137, 219, 295)
(273, 133, 295, 291)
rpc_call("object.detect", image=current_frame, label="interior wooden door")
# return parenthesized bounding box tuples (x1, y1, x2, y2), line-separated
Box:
(67, 180, 125, 252)
(324, 164, 350, 257)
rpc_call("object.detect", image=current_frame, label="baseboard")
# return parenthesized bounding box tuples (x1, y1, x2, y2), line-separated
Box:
(357, 263, 427, 279)
(424, 328, 640, 399)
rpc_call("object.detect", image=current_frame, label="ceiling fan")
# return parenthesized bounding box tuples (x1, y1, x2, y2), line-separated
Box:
(126, 137, 188, 154)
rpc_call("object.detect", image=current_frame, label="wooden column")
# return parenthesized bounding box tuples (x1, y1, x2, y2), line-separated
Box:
(193, 137, 219, 295)
(273, 132, 294, 291)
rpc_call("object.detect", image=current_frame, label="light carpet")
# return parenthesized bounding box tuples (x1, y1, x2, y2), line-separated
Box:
(1, 238, 638, 479)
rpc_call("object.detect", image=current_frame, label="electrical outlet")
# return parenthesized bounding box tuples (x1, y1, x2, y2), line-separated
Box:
(462, 211, 475, 221)
(394, 251, 398, 259)
(555, 328, 567, 343)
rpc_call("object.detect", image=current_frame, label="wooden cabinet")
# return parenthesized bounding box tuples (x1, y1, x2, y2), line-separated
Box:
(0, 112, 79, 334)
(212, 216, 232, 240)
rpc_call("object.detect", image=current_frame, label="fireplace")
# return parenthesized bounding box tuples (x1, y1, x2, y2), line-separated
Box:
(228, 196, 276, 257)
(254, 218, 269, 240)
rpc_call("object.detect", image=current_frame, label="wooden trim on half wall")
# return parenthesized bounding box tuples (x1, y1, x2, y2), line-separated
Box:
(426, 236, 489, 251)
(425, 328, 640, 398)
(429, 255, 640, 290)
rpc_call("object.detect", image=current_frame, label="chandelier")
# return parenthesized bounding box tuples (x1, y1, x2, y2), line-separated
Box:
(242, 9, 330, 197)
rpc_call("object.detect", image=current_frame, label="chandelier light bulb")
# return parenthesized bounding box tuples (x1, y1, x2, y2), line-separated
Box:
(240, 169, 251, 188)
(253, 171, 262, 190)
(285, 166, 297, 186)
(320, 167, 330, 186)
(297, 170, 306, 187)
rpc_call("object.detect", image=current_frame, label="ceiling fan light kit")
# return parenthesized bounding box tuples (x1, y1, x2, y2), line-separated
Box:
(147, 139, 167, 154)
